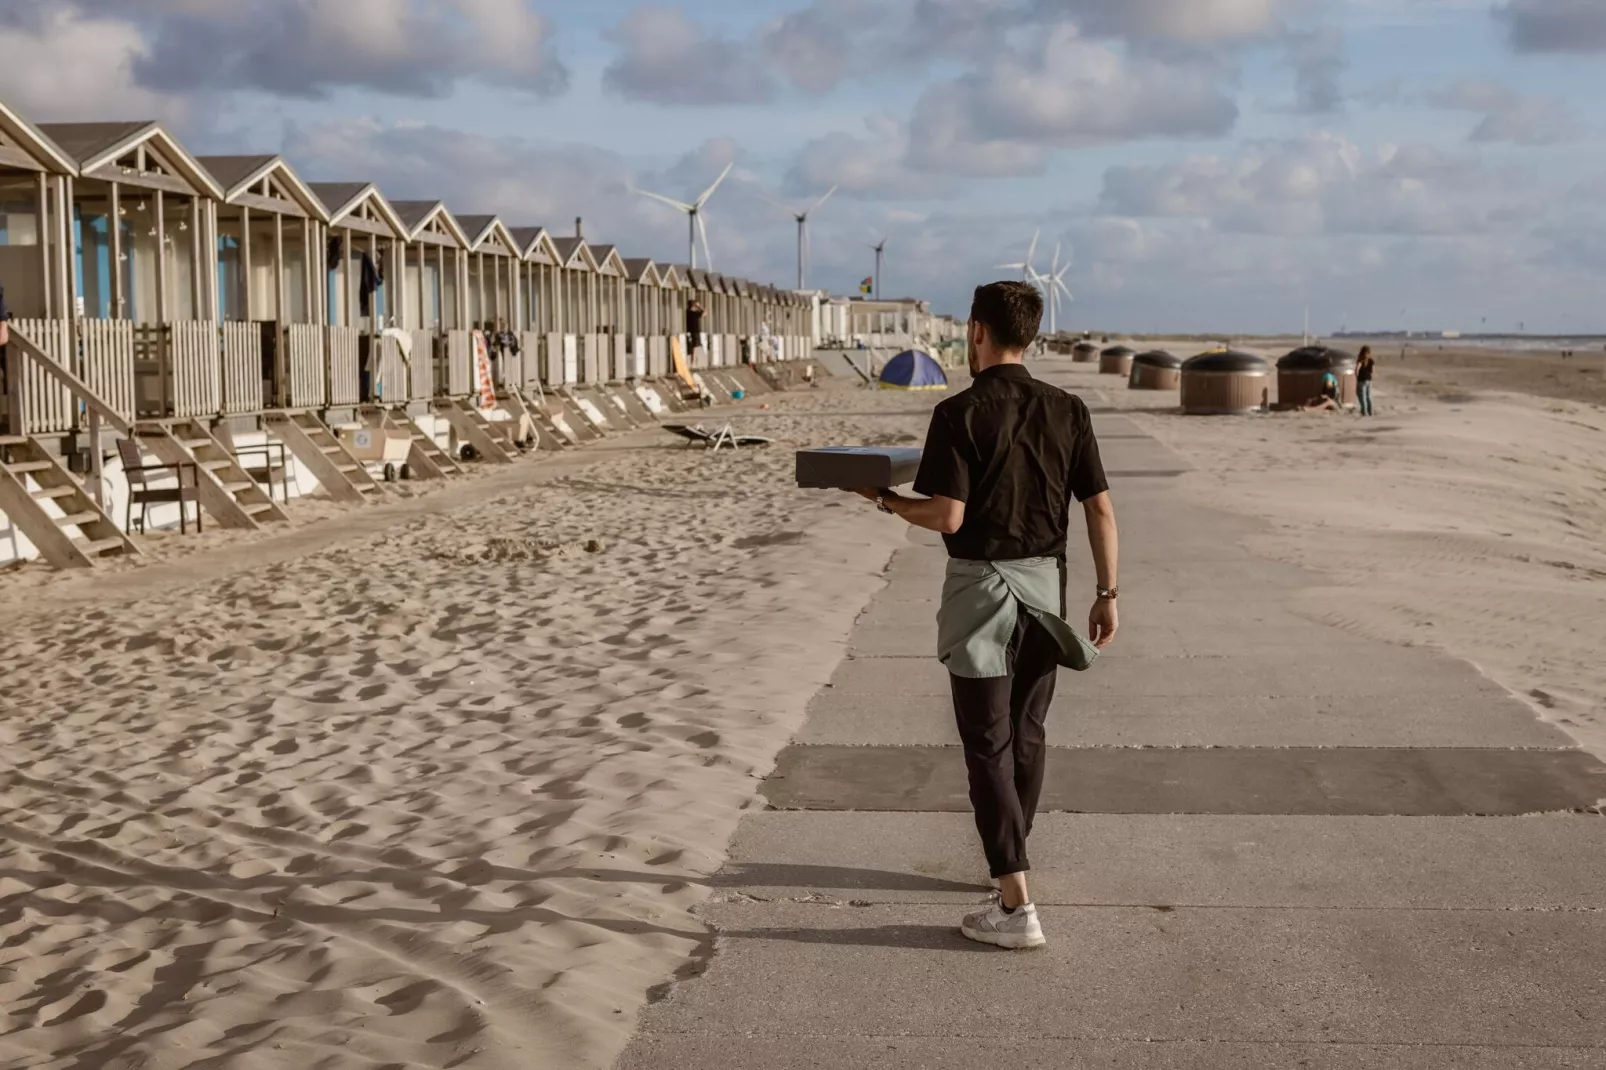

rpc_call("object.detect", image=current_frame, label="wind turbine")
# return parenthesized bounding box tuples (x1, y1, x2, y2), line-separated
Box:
(1034, 244, 1074, 335)
(869, 235, 888, 298)
(629, 161, 734, 271)
(762, 185, 838, 291)
(998, 229, 1040, 282)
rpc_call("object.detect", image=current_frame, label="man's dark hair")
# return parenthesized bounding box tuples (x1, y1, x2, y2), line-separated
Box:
(970, 281, 1043, 352)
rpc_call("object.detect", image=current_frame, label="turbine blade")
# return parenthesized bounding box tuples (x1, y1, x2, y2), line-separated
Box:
(695, 162, 735, 208)
(633, 187, 694, 213)
(698, 213, 714, 271)
(758, 191, 798, 216)
(809, 185, 839, 214)
(1026, 229, 1039, 268)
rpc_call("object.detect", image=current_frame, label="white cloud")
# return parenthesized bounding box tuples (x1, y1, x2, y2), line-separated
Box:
(1099, 132, 1505, 237)
(1032, 0, 1283, 43)
(603, 5, 775, 105)
(0, 5, 184, 122)
(907, 24, 1239, 176)
(786, 117, 957, 199)
(1284, 26, 1346, 113)
(1425, 79, 1581, 145)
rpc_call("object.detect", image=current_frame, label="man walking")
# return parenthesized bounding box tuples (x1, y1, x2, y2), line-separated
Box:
(854, 280, 1120, 949)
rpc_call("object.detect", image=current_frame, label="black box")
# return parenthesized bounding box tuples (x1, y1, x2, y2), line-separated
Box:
(796, 447, 923, 490)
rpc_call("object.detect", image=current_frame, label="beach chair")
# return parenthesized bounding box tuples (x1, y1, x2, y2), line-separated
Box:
(661, 424, 772, 453)
(115, 438, 202, 534)
(214, 422, 290, 503)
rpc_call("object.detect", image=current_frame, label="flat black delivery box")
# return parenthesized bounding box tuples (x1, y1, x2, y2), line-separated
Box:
(796, 446, 923, 490)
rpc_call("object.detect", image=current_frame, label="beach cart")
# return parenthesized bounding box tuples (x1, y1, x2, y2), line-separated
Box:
(338, 425, 414, 482)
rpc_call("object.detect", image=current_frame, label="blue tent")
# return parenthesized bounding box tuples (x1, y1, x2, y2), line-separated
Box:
(878, 349, 948, 391)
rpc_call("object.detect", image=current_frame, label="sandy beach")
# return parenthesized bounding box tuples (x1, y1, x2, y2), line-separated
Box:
(1112, 341, 1606, 759)
(0, 380, 934, 1069)
(3, 345, 1603, 1069)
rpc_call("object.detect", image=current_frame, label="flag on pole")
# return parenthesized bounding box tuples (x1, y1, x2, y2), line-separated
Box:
(859, 277, 873, 294)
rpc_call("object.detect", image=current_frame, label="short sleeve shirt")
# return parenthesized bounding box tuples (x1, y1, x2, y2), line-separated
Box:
(913, 363, 1107, 562)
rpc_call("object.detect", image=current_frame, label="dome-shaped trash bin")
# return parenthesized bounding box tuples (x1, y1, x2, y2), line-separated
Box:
(1128, 349, 1183, 390)
(1181, 349, 1271, 414)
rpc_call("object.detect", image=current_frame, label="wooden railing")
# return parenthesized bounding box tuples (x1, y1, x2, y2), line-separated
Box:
(582, 334, 604, 384)
(445, 330, 474, 397)
(220, 321, 264, 415)
(374, 331, 410, 406)
(631, 336, 647, 379)
(131, 321, 221, 419)
(8, 319, 73, 433)
(2, 327, 133, 502)
(80, 320, 137, 422)
(492, 336, 523, 390)
(327, 326, 361, 407)
(649, 336, 667, 377)
(521, 332, 545, 389)
(611, 335, 630, 381)
(408, 329, 434, 401)
(283, 324, 326, 408)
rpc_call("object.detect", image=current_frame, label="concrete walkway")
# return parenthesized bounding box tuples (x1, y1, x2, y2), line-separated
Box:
(617, 371, 1606, 1069)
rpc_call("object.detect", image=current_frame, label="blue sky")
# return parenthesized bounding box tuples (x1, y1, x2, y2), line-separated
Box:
(3, 0, 1605, 332)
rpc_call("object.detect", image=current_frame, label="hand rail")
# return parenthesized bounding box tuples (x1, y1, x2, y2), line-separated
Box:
(6, 328, 133, 438)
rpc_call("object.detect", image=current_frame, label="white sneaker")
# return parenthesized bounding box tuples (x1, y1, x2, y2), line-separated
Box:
(960, 901, 1045, 949)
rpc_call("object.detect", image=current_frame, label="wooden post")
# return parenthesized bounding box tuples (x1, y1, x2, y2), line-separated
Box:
(240, 204, 253, 321)
(155, 188, 167, 324)
(416, 242, 426, 331)
(37, 172, 52, 318)
(274, 211, 286, 327)
(368, 230, 378, 330)
(190, 195, 202, 319)
(110, 182, 124, 319)
(339, 226, 350, 327)
(301, 216, 312, 324)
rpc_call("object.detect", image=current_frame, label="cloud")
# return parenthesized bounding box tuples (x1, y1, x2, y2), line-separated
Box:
(603, 5, 775, 105)
(0, 0, 568, 104)
(0, 4, 185, 122)
(906, 24, 1239, 176)
(1284, 26, 1346, 113)
(1098, 132, 1505, 237)
(784, 116, 956, 200)
(1031, 0, 1283, 43)
(1424, 78, 1580, 145)
(1495, 0, 1606, 53)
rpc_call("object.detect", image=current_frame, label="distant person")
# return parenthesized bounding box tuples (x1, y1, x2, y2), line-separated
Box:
(686, 298, 705, 357)
(1304, 371, 1341, 412)
(851, 280, 1119, 950)
(1356, 346, 1375, 416)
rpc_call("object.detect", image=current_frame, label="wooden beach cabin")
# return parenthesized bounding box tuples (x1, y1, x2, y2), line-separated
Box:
(0, 103, 143, 567)
(585, 244, 631, 382)
(456, 214, 523, 385)
(306, 182, 410, 407)
(548, 236, 597, 387)
(655, 264, 686, 378)
(200, 155, 328, 415)
(621, 258, 658, 380)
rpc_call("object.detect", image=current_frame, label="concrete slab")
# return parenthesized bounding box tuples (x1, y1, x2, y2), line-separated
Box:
(797, 688, 1574, 749)
(763, 745, 1606, 816)
(714, 812, 1606, 908)
(825, 650, 1510, 699)
(627, 902, 1606, 1048)
(620, 1034, 1604, 1070)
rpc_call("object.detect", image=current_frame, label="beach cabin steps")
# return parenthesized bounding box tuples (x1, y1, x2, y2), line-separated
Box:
(0, 437, 141, 570)
(137, 421, 291, 531)
(265, 412, 385, 504)
(361, 407, 457, 480)
(434, 399, 517, 465)
(502, 387, 566, 453)
(560, 386, 614, 437)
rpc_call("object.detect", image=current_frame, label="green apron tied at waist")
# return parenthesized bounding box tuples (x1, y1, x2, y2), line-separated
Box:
(937, 557, 1100, 679)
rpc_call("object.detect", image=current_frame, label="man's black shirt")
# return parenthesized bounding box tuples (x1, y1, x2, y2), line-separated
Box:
(912, 363, 1108, 562)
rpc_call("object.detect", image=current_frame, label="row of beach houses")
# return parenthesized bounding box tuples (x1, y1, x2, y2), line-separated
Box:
(0, 99, 962, 570)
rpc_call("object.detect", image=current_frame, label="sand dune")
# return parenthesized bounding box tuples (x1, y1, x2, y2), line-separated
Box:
(0, 385, 939, 1068)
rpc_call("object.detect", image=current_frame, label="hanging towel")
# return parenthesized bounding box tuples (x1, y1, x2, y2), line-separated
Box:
(359, 253, 384, 316)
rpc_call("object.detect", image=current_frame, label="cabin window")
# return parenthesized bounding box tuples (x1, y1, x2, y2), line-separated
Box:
(0, 200, 39, 245)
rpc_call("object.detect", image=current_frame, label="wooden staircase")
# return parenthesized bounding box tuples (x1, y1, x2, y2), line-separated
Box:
(434, 399, 517, 465)
(138, 420, 291, 529)
(504, 387, 567, 452)
(0, 435, 140, 569)
(264, 412, 386, 504)
(561, 387, 614, 437)
(359, 407, 458, 480)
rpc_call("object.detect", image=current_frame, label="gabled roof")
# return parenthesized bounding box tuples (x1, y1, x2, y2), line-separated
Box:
(0, 99, 77, 174)
(455, 214, 519, 256)
(509, 225, 560, 264)
(684, 267, 710, 290)
(657, 264, 683, 289)
(550, 237, 598, 272)
(197, 154, 329, 220)
(588, 243, 627, 277)
(307, 182, 407, 236)
(389, 200, 469, 246)
(621, 258, 659, 286)
(36, 120, 223, 199)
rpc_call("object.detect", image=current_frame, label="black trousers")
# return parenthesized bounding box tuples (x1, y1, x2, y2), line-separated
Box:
(948, 607, 1061, 879)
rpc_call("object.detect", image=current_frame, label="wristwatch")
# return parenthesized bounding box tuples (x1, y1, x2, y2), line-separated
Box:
(1097, 586, 1119, 600)
(875, 492, 894, 515)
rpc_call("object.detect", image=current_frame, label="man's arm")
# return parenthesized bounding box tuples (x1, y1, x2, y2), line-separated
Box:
(1084, 491, 1119, 648)
(852, 488, 964, 534)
